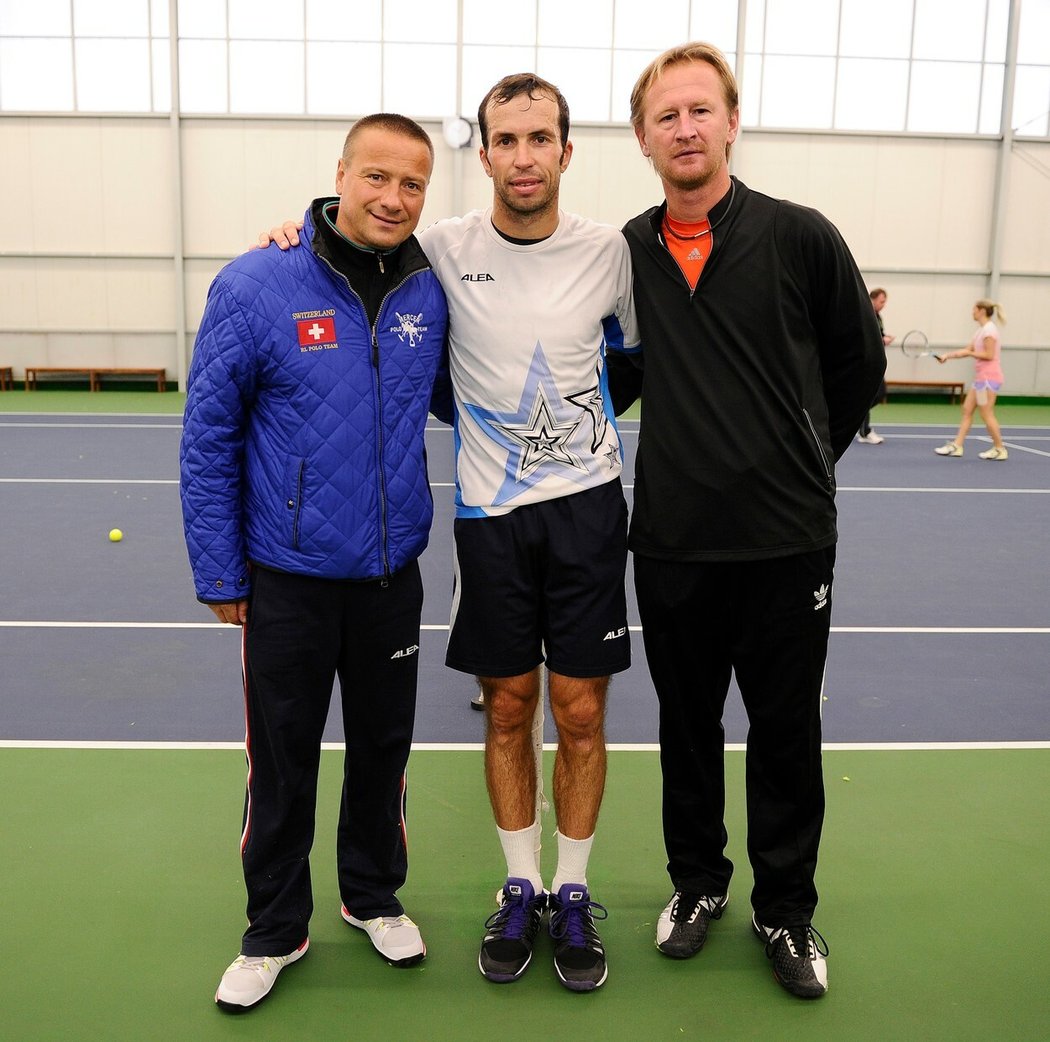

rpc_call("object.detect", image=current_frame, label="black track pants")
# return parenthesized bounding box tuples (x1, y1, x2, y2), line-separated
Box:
(238, 563, 423, 956)
(634, 547, 834, 925)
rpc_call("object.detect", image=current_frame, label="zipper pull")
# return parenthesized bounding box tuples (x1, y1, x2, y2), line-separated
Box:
(378, 252, 385, 274)
(372, 330, 379, 368)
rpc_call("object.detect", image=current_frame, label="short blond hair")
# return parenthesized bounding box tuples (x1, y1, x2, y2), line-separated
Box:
(630, 42, 739, 157)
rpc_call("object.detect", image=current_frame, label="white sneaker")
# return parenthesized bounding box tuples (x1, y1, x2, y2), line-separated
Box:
(858, 431, 884, 444)
(342, 906, 426, 966)
(978, 446, 1008, 460)
(934, 442, 963, 457)
(214, 938, 309, 1011)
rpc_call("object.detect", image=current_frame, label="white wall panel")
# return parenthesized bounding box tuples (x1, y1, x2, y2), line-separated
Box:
(22, 259, 174, 330)
(1, 119, 172, 254)
(734, 134, 997, 272)
(1001, 142, 1050, 274)
(183, 258, 224, 331)
(0, 119, 33, 252)
(999, 275, 1050, 348)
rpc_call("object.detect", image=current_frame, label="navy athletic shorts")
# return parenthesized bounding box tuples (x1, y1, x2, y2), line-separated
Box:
(446, 479, 630, 679)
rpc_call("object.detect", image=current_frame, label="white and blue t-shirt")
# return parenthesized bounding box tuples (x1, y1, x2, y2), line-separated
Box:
(419, 210, 640, 518)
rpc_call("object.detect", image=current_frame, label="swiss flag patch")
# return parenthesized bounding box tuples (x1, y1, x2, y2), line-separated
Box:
(297, 317, 336, 346)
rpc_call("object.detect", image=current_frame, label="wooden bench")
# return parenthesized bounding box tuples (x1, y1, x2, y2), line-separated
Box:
(24, 367, 167, 392)
(885, 379, 964, 404)
(0, 366, 12, 391)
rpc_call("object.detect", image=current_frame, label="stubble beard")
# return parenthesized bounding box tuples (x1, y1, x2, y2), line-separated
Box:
(495, 176, 558, 221)
(654, 144, 728, 195)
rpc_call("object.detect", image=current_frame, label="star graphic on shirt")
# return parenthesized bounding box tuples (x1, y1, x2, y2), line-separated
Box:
(489, 386, 585, 481)
(565, 369, 609, 453)
(602, 443, 620, 469)
(464, 341, 588, 505)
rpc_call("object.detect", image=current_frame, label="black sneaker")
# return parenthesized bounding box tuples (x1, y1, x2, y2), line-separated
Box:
(548, 883, 608, 992)
(478, 878, 546, 982)
(655, 891, 728, 958)
(752, 913, 829, 999)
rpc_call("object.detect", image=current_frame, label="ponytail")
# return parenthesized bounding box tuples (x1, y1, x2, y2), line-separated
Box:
(976, 299, 1006, 324)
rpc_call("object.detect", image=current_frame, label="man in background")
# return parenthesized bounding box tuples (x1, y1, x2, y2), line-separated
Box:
(858, 287, 894, 443)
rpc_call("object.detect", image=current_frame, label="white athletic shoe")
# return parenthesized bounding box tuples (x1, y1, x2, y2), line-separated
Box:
(934, 441, 963, 457)
(214, 938, 309, 1012)
(342, 906, 427, 966)
(978, 446, 1008, 460)
(858, 431, 885, 444)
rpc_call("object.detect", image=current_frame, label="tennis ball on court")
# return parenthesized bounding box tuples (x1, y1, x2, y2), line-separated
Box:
(108, 528, 124, 543)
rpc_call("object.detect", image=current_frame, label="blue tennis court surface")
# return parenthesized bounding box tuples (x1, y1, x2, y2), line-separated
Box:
(1, 415, 1047, 747)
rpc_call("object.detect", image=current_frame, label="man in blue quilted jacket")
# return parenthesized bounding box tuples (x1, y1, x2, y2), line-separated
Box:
(179, 113, 450, 1013)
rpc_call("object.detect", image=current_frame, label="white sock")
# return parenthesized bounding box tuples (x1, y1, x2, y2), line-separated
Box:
(551, 831, 594, 893)
(496, 823, 543, 894)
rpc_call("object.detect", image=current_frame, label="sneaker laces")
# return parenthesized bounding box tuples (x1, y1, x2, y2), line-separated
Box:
(484, 891, 540, 940)
(232, 955, 271, 974)
(764, 924, 829, 961)
(550, 895, 608, 948)
(672, 892, 725, 924)
(371, 915, 409, 932)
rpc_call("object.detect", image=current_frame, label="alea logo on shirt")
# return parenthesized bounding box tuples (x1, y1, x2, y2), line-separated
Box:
(390, 644, 420, 660)
(293, 309, 338, 353)
(461, 272, 495, 282)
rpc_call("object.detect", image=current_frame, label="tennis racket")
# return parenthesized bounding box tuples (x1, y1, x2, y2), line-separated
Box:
(900, 329, 943, 360)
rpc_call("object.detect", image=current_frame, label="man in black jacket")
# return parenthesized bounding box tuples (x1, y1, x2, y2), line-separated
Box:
(612, 42, 885, 1000)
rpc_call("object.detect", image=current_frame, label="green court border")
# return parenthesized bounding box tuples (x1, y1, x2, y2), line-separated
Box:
(2, 747, 1046, 1042)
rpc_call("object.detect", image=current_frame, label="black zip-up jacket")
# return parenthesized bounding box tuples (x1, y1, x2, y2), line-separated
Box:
(615, 177, 885, 562)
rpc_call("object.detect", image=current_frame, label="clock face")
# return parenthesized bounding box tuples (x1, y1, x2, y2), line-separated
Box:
(442, 115, 473, 149)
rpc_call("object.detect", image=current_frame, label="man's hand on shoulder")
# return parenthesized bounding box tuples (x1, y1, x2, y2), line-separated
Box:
(250, 220, 304, 251)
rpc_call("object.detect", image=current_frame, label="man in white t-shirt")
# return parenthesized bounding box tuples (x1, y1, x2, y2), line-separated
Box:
(424, 74, 639, 993)
(428, 75, 638, 991)
(262, 75, 639, 992)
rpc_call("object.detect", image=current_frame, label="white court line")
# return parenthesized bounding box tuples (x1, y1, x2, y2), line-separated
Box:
(881, 433, 1050, 457)
(5, 477, 1048, 494)
(0, 478, 178, 485)
(1, 621, 1047, 634)
(3, 478, 1043, 493)
(1, 740, 1046, 751)
(839, 486, 1050, 493)
(0, 421, 182, 429)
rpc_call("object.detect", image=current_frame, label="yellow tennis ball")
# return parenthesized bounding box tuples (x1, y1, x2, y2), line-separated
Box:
(109, 528, 124, 542)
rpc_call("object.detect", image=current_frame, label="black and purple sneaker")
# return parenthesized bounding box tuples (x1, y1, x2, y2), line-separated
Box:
(548, 883, 608, 991)
(478, 878, 547, 982)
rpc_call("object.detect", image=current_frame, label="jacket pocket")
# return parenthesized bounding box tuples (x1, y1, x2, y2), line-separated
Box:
(802, 409, 832, 486)
(284, 457, 306, 549)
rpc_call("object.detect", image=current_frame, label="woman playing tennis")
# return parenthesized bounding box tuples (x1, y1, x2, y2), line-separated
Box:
(933, 299, 1008, 460)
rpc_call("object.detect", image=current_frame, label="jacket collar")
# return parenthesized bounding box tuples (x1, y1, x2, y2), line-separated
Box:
(648, 176, 743, 238)
(304, 197, 431, 280)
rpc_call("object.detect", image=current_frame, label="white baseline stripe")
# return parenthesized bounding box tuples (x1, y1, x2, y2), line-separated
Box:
(10, 480, 1045, 493)
(1, 740, 1046, 751)
(0, 421, 182, 429)
(839, 486, 1050, 494)
(1, 622, 1047, 634)
(0, 478, 178, 485)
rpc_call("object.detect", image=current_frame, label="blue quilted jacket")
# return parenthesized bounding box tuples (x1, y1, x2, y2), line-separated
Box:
(180, 205, 449, 602)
